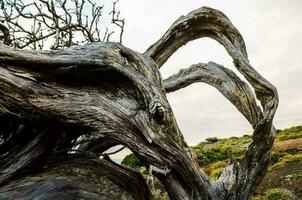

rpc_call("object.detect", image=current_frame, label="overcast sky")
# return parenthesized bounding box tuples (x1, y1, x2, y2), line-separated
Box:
(113, 0, 302, 147)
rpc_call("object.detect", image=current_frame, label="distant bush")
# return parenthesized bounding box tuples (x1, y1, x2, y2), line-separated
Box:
(205, 137, 219, 143)
(191, 133, 254, 165)
(282, 125, 302, 132)
(243, 134, 252, 138)
(192, 144, 244, 165)
(121, 153, 142, 168)
(223, 135, 252, 145)
(277, 131, 302, 141)
(262, 188, 296, 200)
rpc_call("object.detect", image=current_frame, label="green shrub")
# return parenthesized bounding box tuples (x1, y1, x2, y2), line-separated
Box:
(270, 152, 288, 165)
(270, 153, 302, 170)
(193, 144, 244, 165)
(121, 153, 142, 168)
(262, 188, 295, 200)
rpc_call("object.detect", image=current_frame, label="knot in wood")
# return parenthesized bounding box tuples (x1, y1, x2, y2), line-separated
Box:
(149, 97, 166, 122)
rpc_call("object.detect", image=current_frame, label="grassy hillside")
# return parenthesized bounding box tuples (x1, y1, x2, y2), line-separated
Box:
(122, 125, 302, 200)
(198, 126, 302, 200)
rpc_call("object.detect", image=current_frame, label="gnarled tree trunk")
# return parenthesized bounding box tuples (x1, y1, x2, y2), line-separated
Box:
(0, 7, 278, 200)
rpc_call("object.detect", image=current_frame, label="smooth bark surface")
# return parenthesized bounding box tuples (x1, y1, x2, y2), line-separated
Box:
(0, 6, 278, 200)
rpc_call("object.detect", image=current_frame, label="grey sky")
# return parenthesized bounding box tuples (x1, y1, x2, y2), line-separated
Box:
(117, 0, 302, 145)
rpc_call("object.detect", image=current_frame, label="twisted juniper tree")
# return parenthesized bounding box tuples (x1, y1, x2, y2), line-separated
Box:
(0, 6, 278, 200)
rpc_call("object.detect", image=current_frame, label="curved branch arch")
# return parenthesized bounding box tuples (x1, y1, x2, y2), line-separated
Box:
(164, 61, 261, 127)
(145, 7, 247, 68)
(0, 6, 278, 200)
(146, 6, 278, 199)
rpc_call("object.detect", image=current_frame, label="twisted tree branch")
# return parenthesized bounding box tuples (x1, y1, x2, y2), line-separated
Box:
(145, 7, 247, 68)
(0, 42, 216, 199)
(148, 6, 278, 199)
(164, 61, 261, 127)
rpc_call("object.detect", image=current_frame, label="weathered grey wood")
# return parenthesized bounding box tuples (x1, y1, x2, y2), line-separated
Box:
(0, 42, 215, 199)
(0, 154, 150, 200)
(164, 61, 261, 127)
(0, 6, 278, 200)
(145, 7, 247, 68)
(147, 6, 278, 200)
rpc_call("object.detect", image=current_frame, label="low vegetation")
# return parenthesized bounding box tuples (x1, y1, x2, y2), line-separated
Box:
(269, 153, 302, 171)
(277, 125, 302, 141)
(121, 125, 302, 199)
(191, 135, 251, 165)
(254, 188, 296, 200)
(121, 153, 143, 168)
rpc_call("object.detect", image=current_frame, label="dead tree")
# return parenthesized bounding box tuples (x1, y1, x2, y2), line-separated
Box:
(0, 7, 278, 200)
(0, 0, 124, 49)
